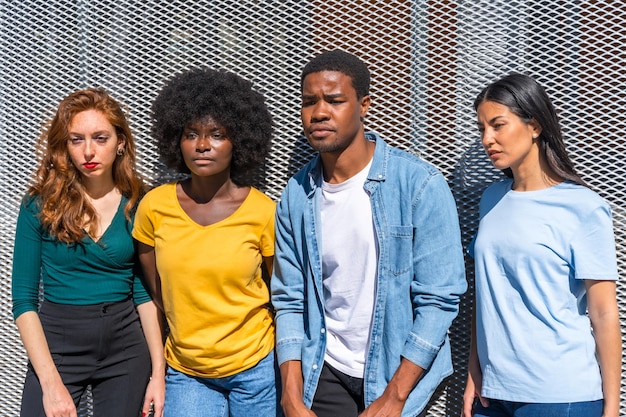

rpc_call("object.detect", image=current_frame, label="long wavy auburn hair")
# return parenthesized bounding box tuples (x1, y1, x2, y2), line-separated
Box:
(29, 88, 144, 244)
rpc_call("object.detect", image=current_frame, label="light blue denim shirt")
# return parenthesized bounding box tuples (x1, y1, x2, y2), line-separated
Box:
(271, 133, 467, 417)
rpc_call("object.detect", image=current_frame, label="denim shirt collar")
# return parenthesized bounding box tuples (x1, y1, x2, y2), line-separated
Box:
(306, 131, 387, 195)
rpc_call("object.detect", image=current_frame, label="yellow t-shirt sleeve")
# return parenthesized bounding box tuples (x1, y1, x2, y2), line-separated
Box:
(260, 202, 276, 258)
(132, 187, 157, 247)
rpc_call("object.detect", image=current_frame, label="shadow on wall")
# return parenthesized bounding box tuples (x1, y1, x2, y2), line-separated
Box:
(284, 132, 317, 183)
(443, 138, 504, 417)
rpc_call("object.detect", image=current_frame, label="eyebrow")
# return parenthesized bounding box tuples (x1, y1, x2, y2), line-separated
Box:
(183, 125, 224, 134)
(302, 92, 345, 100)
(476, 115, 506, 126)
(489, 115, 506, 123)
(68, 129, 111, 136)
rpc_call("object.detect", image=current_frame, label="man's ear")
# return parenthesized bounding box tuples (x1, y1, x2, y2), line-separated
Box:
(360, 95, 371, 120)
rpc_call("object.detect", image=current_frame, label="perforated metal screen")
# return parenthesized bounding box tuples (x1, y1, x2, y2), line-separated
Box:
(1, 1, 624, 416)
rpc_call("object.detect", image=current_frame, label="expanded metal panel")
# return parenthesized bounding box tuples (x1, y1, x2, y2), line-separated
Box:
(0, 1, 624, 416)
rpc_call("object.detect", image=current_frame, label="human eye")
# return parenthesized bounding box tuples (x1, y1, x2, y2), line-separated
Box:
(301, 96, 316, 107)
(94, 135, 109, 143)
(211, 132, 225, 140)
(68, 136, 84, 144)
(493, 123, 504, 130)
(183, 131, 198, 140)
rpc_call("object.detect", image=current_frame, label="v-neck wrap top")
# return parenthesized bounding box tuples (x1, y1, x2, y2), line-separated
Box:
(11, 195, 151, 320)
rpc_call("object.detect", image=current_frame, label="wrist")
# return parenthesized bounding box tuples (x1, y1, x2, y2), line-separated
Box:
(384, 379, 411, 402)
(39, 371, 65, 391)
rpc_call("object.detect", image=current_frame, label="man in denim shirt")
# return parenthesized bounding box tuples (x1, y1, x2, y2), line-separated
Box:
(271, 50, 467, 417)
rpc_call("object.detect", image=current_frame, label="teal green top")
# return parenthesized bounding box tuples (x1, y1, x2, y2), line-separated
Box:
(11, 195, 151, 320)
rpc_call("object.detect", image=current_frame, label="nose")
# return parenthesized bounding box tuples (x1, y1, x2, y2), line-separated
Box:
(481, 129, 494, 148)
(310, 101, 330, 122)
(84, 139, 96, 159)
(196, 135, 211, 152)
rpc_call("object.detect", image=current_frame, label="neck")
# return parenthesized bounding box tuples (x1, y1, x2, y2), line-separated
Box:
(184, 172, 237, 203)
(511, 157, 563, 191)
(83, 177, 118, 200)
(320, 133, 375, 184)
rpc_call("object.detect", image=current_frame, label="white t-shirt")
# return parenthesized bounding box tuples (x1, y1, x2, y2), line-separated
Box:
(471, 179, 618, 402)
(321, 160, 377, 378)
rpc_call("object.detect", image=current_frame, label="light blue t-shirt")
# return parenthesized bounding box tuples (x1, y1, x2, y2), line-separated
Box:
(471, 179, 618, 402)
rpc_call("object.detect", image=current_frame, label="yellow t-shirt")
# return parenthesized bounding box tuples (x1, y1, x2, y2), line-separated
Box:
(132, 183, 276, 377)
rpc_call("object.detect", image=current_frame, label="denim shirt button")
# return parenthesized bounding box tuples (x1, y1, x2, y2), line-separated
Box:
(312, 364, 318, 370)
(320, 328, 325, 334)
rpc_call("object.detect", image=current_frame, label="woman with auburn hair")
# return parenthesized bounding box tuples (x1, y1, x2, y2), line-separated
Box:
(12, 88, 165, 417)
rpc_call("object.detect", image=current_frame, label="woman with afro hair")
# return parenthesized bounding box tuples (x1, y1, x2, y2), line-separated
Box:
(132, 68, 280, 417)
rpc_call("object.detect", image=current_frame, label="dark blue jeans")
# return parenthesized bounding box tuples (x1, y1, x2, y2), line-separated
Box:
(473, 398, 603, 417)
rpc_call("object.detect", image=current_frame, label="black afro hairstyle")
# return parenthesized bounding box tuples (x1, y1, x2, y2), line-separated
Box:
(300, 50, 370, 99)
(151, 67, 273, 183)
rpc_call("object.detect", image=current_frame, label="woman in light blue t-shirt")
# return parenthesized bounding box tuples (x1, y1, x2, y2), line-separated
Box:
(462, 74, 621, 417)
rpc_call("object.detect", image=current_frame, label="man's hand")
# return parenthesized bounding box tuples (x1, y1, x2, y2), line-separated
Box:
(358, 390, 404, 417)
(280, 360, 318, 417)
(282, 393, 317, 417)
(358, 358, 423, 417)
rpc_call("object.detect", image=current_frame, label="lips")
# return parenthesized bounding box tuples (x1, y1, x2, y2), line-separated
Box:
(309, 125, 334, 138)
(83, 162, 98, 169)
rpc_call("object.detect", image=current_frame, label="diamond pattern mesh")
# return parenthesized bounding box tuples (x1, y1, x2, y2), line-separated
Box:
(1, 1, 624, 415)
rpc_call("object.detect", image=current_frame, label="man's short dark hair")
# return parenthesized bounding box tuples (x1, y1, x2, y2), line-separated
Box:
(300, 50, 370, 99)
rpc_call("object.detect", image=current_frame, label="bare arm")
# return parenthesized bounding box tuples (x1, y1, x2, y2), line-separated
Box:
(16, 311, 77, 417)
(264, 255, 274, 276)
(280, 360, 317, 417)
(462, 298, 488, 417)
(585, 280, 621, 417)
(358, 358, 423, 417)
(136, 301, 166, 417)
(136, 241, 164, 312)
(135, 241, 167, 416)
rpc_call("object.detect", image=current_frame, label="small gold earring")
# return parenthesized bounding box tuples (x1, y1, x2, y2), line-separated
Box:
(116, 147, 125, 156)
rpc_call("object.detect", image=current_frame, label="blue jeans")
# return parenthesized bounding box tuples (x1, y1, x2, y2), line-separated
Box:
(163, 351, 281, 417)
(473, 399, 603, 417)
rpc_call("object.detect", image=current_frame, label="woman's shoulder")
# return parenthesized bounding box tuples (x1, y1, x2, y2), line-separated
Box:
(20, 193, 42, 212)
(142, 182, 177, 200)
(555, 181, 608, 208)
(248, 187, 276, 207)
(552, 182, 612, 223)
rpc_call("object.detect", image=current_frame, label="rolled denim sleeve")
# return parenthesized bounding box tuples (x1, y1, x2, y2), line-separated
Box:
(271, 184, 306, 365)
(402, 171, 467, 369)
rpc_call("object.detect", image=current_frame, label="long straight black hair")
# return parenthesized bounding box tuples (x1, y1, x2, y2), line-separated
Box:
(474, 73, 587, 187)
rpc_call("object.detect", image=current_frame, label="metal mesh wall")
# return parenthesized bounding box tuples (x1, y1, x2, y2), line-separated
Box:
(1, 1, 624, 415)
